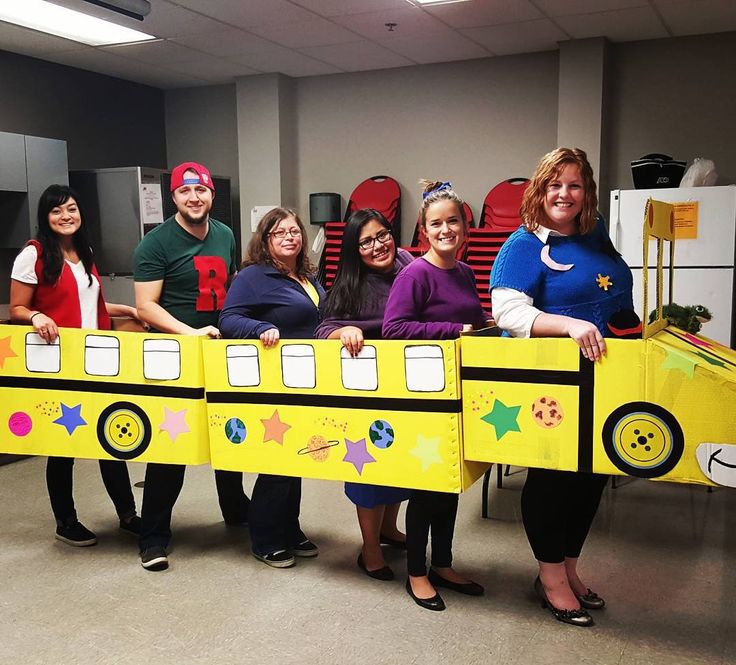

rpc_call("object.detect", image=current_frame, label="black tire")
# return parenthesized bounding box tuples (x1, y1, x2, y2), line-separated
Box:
(97, 401, 152, 460)
(601, 401, 684, 478)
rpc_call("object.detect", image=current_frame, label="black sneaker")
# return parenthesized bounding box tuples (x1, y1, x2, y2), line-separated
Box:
(291, 539, 319, 558)
(119, 515, 141, 536)
(55, 521, 97, 547)
(140, 546, 169, 571)
(253, 549, 295, 568)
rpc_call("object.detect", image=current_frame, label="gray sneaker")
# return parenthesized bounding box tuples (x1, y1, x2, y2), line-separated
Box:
(253, 549, 295, 568)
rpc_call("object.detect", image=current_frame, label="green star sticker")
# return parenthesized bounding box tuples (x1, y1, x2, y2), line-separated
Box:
(481, 399, 521, 440)
(695, 351, 728, 369)
(660, 348, 697, 378)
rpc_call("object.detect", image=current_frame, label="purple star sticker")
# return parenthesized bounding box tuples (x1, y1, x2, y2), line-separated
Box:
(53, 403, 87, 435)
(342, 437, 376, 475)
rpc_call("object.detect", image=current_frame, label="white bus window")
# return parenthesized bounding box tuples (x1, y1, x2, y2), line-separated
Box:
(85, 335, 120, 377)
(281, 344, 316, 389)
(143, 339, 181, 381)
(227, 344, 260, 387)
(404, 345, 445, 392)
(341, 345, 378, 391)
(25, 333, 60, 373)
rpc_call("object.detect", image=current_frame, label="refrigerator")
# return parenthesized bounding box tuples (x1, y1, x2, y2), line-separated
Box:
(610, 186, 736, 347)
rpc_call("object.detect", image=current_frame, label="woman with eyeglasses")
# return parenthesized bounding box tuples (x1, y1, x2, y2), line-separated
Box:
(219, 207, 324, 568)
(383, 180, 487, 611)
(316, 208, 413, 581)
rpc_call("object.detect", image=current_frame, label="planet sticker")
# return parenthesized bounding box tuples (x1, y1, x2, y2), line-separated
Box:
(368, 420, 395, 449)
(298, 434, 339, 461)
(224, 418, 247, 444)
(531, 396, 564, 429)
(8, 411, 32, 437)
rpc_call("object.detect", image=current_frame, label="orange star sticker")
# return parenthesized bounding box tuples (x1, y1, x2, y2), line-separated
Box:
(0, 337, 18, 369)
(261, 409, 291, 445)
(596, 274, 613, 291)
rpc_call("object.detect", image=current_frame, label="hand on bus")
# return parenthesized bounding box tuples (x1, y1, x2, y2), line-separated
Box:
(32, 313, 59, 344)
(260, 328, 280, 348)
(338, 326, 364, 357)
(193, 325, 221, 339)
(566, 318, 606, 361)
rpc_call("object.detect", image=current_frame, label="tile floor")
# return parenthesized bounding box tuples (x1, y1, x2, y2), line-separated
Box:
(1, 458, 734, 665)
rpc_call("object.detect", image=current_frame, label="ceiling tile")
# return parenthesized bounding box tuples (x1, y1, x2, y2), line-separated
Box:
(248, 17, 361, 48)
(290, 0, 402, 17)
(333, 6, 452, 40)
(461, 19, 569, 55)
(170, 0, 316, 29)
(299, 40, 415, 71)
(228, 48, 342, 77)
(534, 0, 648, 16)
(0, 22, 82, 55)
(171, 30, 276, 58)
(656, 0, 736, 36)
(423, 0, 544, 28)
(101, 39, 202, 64)
(381, 33, 492, 64)
(159, 55, 260, 81)
(557, 6, 669, 41)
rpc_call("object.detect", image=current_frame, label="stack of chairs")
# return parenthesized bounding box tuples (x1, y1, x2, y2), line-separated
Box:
(319, 176, 401, 288)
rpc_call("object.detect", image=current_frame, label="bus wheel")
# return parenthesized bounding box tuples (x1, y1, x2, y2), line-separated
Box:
(97, 402, 152, 460)
(602, 402, 683, 478)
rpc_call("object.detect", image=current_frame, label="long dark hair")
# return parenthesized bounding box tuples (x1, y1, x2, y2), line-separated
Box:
(243, 207, 315, 279)
(323, 208, 393, 319)
(35, 184, 94, 285)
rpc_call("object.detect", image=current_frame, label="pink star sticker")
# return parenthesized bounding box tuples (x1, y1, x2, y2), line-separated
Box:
(342, 437, 375, 475)
(683, 332, 713, 349)
(159, 407, 189, 443)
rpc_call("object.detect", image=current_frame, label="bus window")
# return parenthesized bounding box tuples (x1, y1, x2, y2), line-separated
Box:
(341, 345, 378, 391)
(226, 344, 260, 387)
(25, 333, 60, 373)
(281, 344, 316, 389)
(143, 339, 181, 381)
(85, 335, 120, 377)
(404, 345, 445, 392)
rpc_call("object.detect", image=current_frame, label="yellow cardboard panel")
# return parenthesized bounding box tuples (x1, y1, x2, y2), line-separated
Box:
(0, 326, 209, 464)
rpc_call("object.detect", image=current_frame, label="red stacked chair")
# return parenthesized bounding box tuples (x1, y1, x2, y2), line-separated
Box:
(319, 176, 401, 288)
(465, 178, 529, 315)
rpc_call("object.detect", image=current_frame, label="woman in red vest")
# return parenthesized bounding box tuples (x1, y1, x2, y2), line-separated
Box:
(10, 184, 141, 547)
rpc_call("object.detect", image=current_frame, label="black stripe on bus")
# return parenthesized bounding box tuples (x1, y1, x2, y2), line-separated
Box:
(460, 366, 582, 385)
(577, 356, 595, 473)
(206, 391, 462, 413)
(0, 376, 204, 400)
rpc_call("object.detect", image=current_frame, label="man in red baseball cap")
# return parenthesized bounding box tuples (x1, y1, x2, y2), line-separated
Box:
(133, 161, 249, 571)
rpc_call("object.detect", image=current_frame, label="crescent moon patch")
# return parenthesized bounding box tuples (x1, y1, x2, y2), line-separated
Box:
(541, 245, 574, 271)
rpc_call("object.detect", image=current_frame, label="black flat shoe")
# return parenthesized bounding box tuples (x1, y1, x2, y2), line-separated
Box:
(428, 569, 484, 596)
(357, 554, 394, 581)
(577, 588, 606, 610)
(534, 577, 594, 627)
(379, 534, 407, 550)
(405, 579, 445, 611)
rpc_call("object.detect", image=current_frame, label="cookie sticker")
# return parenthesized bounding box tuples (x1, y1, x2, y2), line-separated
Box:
(531, 396, 564, 429)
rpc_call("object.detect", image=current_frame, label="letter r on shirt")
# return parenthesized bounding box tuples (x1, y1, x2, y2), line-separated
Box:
(193, 256, 228, 311)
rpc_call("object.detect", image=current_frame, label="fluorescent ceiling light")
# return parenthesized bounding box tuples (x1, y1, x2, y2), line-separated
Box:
(0, 0, 156, 46)
(408, 0, 471, 5)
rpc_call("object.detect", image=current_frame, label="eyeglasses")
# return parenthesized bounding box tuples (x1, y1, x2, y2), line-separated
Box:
(358, 229, 393, 251)
(270, 228, 302, 240)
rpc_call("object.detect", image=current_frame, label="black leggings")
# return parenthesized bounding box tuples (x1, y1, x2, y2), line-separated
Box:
(521, 468, 608, 563)
(46, 456, 136, 525)
(406, 490, 459, 577)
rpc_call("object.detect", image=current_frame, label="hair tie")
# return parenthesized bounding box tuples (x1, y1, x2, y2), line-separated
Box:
(422, 181, 452, 200)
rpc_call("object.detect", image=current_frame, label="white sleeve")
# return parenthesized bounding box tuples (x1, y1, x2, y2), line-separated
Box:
(10, 245, 39, 285)
(492, 287, 542, 338)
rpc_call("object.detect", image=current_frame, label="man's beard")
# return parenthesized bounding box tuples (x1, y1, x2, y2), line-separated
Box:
(179, 208, 210, 226)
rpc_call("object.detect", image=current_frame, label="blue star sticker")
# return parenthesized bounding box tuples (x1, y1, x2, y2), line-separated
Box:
(481, 399, 521, 440)
(53, 403, 87, 435)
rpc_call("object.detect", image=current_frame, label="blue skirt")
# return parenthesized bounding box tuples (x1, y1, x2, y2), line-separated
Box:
(344, 482, 411, 509)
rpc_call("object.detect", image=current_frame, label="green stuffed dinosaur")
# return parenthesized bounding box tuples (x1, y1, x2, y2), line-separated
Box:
(648, 303, 712, 333)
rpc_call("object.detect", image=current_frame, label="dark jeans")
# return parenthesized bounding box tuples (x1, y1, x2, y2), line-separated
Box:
(521, 468, 608, 563)
(139, 463, 249, 551)
(406, 489, 459, 577)
(46, 456, 136, 525)
(249, 474, 305, 556)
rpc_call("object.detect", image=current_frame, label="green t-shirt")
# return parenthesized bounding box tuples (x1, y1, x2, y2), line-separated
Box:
(134, 216, 237, 329)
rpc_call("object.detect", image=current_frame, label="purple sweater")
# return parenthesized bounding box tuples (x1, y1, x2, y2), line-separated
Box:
(382, 257, 486, 340)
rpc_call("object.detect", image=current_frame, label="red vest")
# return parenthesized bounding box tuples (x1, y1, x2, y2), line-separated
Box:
(29, 240, 111, 331)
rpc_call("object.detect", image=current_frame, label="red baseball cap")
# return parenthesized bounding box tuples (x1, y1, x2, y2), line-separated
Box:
(170, 161, 215, 193)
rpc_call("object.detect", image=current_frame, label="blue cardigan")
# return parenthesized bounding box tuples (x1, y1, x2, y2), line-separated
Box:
(219, 263, 324, 340)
